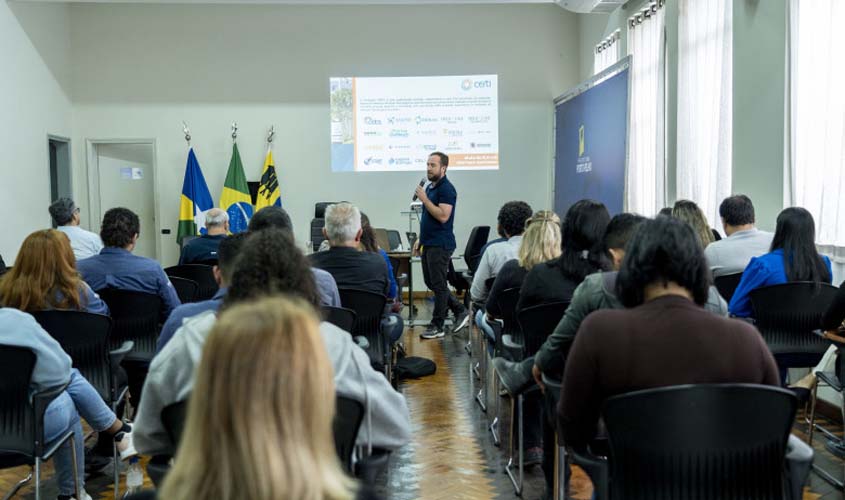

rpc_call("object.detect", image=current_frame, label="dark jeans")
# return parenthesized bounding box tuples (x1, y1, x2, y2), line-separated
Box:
(421, 246, 464, 327)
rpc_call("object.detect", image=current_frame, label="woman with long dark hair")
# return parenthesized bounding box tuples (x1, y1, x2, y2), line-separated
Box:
(517, 199, 611, 311)
(729, 207, 832, 317)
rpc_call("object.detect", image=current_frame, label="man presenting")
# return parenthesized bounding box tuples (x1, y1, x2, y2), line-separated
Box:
(414, 152, 469, 339)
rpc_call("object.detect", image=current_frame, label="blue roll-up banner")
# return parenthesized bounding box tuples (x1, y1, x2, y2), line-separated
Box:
(554, 59, 630, 216)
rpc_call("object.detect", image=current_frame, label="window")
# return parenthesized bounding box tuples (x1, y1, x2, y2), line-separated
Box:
(789, 0, 845, 270)
(626, 1, 666, 216)
(676, 0, 733, 231)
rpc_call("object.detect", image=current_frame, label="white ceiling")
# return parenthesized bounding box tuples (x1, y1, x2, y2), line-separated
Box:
(12, 0, 555, 3)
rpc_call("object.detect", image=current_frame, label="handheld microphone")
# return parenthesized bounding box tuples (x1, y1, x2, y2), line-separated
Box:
(411, 177, 426, 201)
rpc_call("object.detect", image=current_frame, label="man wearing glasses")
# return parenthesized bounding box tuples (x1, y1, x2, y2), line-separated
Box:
(49, 198, 103, 260)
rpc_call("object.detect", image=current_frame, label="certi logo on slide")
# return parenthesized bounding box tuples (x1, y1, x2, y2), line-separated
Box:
(462, 79, 493, 90)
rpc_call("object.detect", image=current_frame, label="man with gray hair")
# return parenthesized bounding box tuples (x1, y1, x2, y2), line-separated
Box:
(310, 202, 404, 345)
(49, 197, 103, 260)
(178, 208, 229, 265)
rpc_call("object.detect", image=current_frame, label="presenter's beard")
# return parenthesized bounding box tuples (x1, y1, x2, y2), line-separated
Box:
(427, 172, 441, 182)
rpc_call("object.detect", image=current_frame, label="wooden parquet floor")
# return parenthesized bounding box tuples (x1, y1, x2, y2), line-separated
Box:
(0, 300, 843, 499)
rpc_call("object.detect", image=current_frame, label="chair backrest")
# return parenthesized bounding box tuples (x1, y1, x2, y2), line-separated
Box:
(322, 306, 357, 333)
(168, 276, 199, 304)
(603, 384, 796, 499)
(333, 396, 364, 473)
(713, 272, 743, 302)
(517, 301, 570, 357)
(750, 282, 838, 353)
(338, 288, 385, 338)
(0, 346, 37, 457)
(463, 226, 490, 273)
(31, 310, 114, 403)
(373, 228, 391, 253)
(97, 289, 162, 361)
(310, 218, 327, 251)
(161, 400, 188, 449)
(388, 256, 405, 284)
(386, 230, 402, 251)
(164, 265, 218, 301)
(496, 287, 522, 343)
(179, 235, 197, 250)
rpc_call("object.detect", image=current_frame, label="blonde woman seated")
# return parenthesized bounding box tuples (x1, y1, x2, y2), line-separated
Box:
(128, 296, 381, 500)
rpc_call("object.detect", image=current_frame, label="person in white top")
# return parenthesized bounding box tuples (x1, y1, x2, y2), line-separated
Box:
(704, 195, 774, 278)
(49, 198, 104, 260)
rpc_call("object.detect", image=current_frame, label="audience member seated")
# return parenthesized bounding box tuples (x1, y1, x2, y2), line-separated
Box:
(517, 199, 610, 311)
(671, 199, 715, 249)
(77, 207, 180, 319)
(177, 208, 228, 264)
(49, 198, 103, 261)
(248, 206, 341, 307)
(470, 201, 533, 304)
(658, 206, 673, 217)
(310, 203, 403, 344)
(557, 216, 780, 451)
(478, 210, 561, 350)
(729, 207, 832, 318)
(0, 308, 136, 500)
(704, 195, 774, 277)
(130, 296, 381, 500)
(360, 213, 401, 313)
(790, 280, 845, 394)
(479, 226, 507, 258)
(156, 233, 248, 353)
(133, 228, 410, 458)
(0, 229, 108, 315)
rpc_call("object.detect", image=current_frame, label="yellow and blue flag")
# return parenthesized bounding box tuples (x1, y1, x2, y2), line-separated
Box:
(255, 148, 281, 211)
(219, 143, 253, 233)
(177, 148, 214, 244)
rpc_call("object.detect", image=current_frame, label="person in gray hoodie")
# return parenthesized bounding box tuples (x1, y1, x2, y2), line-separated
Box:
(133, 228, 411, 457)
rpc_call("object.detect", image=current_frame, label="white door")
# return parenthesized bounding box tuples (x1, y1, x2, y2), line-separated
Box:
(93, 143, 157, 259)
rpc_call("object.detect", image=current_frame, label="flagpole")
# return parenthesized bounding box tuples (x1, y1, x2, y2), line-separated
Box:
(267, 125, 275, 152)
(232, 121, 238, 143)
(182, 121, 191, 148)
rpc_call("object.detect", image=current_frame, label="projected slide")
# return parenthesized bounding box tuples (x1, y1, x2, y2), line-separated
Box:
(330, 75, 499, 172)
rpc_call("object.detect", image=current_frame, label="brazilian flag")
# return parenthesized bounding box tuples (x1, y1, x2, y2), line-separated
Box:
(220, 143, 253, 233)
(177, 148, 214, 245)
(255, 148, 281, 211)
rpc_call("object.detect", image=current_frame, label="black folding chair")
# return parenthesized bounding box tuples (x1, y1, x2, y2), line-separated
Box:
(97, 289, 163, 405)
(146, 400, 188, 488)
(489, 287, 522, 447)
(570, 384, 812, 500)
(714, 272, 743, 302)
(334, 396, 364, 474)
(0, 346, 81, 500)
(31, 310, 134, 499)
(322, 306, 357, 333)
(168, 276, 199, 304)
(750, 282, 838, 375)
(164, 264, 218, 301)
(338, 289, 390, 379)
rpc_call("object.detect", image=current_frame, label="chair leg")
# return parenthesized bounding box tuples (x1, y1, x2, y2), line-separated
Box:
(69, 434, 81, 500)
(475, 335, 487, 412)
(113, 440, 120, 499)
(558, 444, 568, 500)
(504, 394, 524, 496)
(34, 459, 40, 500)
(2, 470, 32, 500)
(489, 374, 501, 446)
(808, 379, 819, 446)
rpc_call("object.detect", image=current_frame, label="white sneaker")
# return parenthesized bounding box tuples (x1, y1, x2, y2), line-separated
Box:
(70, 490, 93, 500)
(117, 431, 138, 461)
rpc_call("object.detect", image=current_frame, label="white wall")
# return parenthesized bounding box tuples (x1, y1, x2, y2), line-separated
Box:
(68, 3, 579, 267)
(0, 1, 73, 262)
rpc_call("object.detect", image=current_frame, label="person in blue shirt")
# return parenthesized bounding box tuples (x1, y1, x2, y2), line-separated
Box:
(729, 207, 833, 318)
(77, 207, 181, 319)
(0, 229, 108, 316)
(178, 208, 228, 265)
(413, 152, 469, 339)
(156, 232, 248, 353)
